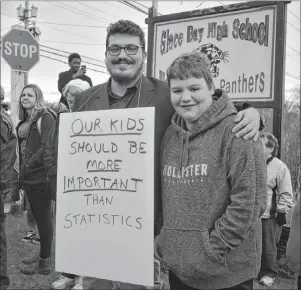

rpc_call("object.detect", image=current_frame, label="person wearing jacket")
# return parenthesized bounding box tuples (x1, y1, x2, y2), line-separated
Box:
(16, 84, 55, 275)
(46, 79, 90, 290)
(58, 53, 92, 108)
(0, 102, 16, 290)
(158, 51, 267, 290)
(0, 86, 18, 208)
(286, 195, 301, 290)
(258, 132, 294, 287)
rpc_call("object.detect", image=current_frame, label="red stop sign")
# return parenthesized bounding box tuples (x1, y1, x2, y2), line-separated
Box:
(1, 27, 40, 72)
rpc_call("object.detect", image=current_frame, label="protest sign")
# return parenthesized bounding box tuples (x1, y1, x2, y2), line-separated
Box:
(150, 5, 276, 101)
(55, 107, 155, 286)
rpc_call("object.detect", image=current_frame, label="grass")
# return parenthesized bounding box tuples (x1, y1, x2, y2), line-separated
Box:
(3, 204, 299, 290)
(4, 210, 59, 290)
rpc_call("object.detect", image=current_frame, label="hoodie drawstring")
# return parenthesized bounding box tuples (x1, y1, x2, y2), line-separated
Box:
(179, 131, 190, 168)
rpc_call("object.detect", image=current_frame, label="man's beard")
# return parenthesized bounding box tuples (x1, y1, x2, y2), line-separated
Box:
(106, 59, 144, 86)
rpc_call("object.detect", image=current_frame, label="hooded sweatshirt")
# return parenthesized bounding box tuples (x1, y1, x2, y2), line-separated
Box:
(159, 92, 267, 289)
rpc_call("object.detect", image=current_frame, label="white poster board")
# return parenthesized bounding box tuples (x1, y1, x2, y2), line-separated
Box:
(55, 107, 155, 287)
(152, 6, 276, 101)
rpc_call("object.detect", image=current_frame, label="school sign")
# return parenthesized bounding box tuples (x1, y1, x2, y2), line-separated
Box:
(146, 0, 290, 156)
(150, 6, 275, 101)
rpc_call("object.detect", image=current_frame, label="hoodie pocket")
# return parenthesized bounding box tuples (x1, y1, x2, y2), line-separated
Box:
(159, 228, 227, 279)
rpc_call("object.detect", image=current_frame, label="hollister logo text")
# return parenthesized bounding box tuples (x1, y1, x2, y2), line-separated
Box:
(162, 164, 208, 184)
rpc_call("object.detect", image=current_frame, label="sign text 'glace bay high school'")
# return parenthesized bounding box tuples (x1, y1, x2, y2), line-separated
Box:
(153, 7, 275, 101)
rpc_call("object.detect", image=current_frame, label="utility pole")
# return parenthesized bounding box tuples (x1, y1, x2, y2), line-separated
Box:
(9, 0, 39, 125)
(152, 0, 159, 16)
(23, 0, 30, 85)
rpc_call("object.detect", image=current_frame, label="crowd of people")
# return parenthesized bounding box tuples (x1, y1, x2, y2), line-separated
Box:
(0, 19, 300, 290)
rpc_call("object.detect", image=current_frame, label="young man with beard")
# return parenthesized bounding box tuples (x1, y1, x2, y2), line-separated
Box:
(71, 20, 263, 290)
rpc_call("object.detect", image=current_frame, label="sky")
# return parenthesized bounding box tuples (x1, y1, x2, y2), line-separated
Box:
(1, 0, 300, 102)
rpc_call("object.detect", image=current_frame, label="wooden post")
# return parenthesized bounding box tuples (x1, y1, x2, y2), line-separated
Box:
(9, 25, 26, 126)
(23, 0, 30, 85)
(10, 70, 24, 126)
(273, 1, 288, 159)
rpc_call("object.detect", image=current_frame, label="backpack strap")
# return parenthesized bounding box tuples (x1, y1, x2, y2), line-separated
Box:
(37, 116, 42, 135)
(36, 109, 56, 135)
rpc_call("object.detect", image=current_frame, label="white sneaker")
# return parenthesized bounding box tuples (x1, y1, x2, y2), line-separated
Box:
(51, 276, 75, 290)
(72, 276, 83, 290)
(260, 276, 276, 287)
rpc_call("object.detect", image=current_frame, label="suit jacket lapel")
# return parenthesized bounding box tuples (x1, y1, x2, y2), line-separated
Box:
(131, 76, 155, 108)
(92, 82, 110, 110)
(90, 76, 155, 110)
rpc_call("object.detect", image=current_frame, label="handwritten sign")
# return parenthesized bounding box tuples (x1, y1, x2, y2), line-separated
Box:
(152, 6, 276, 101)
(55, 108, 155, 286)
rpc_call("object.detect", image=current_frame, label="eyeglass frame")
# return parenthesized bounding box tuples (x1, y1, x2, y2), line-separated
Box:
(106, 44, 145, 56)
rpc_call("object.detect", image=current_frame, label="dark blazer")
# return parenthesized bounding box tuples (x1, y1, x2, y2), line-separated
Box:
(0, 114, 11, 221)
(58, 70, 93, 106)
(73, 77, 257, 235)
(45, 109, 68, 200)
(74, 76, 174, 235)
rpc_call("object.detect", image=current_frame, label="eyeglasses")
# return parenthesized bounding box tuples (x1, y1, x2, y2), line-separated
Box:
(106, 45, 144, 56)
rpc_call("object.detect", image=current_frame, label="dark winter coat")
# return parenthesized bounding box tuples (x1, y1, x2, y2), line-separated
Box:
(45, 107, 68, 200)
(1, 110, 18, 221)
(16, 108, 55, 186)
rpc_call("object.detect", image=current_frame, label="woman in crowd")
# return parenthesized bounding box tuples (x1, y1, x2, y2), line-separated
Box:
(287, 194, 300, 290)
(258, 132, 294, 286)
(157, 51, 267, 290)
(16, 84, 55, 275)
(46, 79, 89, 290)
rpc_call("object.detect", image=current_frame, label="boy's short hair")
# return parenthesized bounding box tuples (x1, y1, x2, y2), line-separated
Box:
(166, 51, 214, 90)
(68, 53, 81, 63)
(106, 20, 145, 49)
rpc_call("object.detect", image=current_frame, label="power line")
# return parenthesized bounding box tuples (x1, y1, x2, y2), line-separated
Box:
(61, 2, 111, 23)
(287, 45, 300, 55)
(38, 22, 108, 28)
(40, 44, 105, 64)
(40, 23, 100, 42)
(37, 21, 148, 30)
(196, 1, 205, 8)
(75, 1, 115, 23)
(76, 1, 118, 21)
(42, 40, 105, 46)
(41, 48, 106, 69)
(40, 54, 109, 74)
(117, 1, 148, 15)
(287, 21, 300, 33)
(105, 2, 129, 13)
(46, 1, 107, 24)
(288, 9, 300, 21)
(132, 0, 162, 15)
(286, 73, 300, 81)
(132, 1, 150, 10)
(1, 26, 11, 32)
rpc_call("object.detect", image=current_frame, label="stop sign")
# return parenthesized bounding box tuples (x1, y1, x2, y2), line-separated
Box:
(1, 27, 40, 72)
